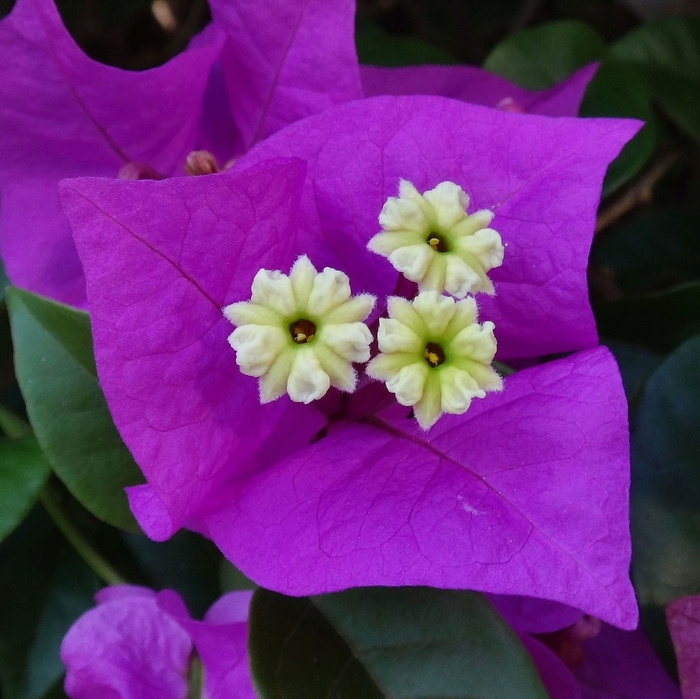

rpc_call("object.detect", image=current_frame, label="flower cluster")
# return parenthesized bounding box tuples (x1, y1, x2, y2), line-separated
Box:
(224, 179, 504, 429)
(59, 92, 641, 630)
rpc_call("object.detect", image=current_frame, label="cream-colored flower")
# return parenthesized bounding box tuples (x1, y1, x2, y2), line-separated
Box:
(224, 256, 375, 404)
(366, 291, 502, 429)
(368, 180, 504, 297)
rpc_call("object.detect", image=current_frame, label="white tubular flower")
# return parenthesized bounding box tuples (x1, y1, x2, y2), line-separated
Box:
(366, 291, 502, 430)
(367, 180, 504, 297)
(224, 256, 375, 404)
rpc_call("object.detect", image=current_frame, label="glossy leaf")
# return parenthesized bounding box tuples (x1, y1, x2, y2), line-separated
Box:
(0, 507, 64, 699)
(0, 434, 51, 541)
(23, 548, 96, 699)
(249, 590, 384, 699)
(122, 530, 223, 618)
(613, 17, 700, 141)
(579, 58, 658, 193)
(631, 333, 700, 605)
(0, 258, 8, 301)
(595, 281, 700, 354)
(7, 287, 143, 531)
(592, 210, 700, 295)
(604, 340, 662, 409)
(483, 20, 605, 90)
(249, 587, 549, 699)
(355, 16, 458, 67)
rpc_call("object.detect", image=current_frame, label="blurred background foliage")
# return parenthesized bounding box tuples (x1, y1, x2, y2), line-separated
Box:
(1, 0, 700, 697)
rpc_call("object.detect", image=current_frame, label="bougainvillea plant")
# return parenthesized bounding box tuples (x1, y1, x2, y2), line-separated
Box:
(0, 0, 595, 310)
(60, 93, 640, 628)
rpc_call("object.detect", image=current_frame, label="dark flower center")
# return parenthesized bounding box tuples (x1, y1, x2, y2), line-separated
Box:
(423, 342, 446, 367)
(289, 319, 317, 344)
(426, 233, 450, 253)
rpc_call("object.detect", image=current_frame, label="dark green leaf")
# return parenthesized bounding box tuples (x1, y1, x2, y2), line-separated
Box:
(219, 559, 256, 593)
(483, 20, 605, 90)
(250, 587, 549, 699)
(122, 530, 222, 618)
(579, 58, 658, 193)
(630, 334, 700, 605)
(592, 210, 700, 295)
(0, 507, 64, 699)
(0, 405, 30, 440)
(0, 435, 51, 542)
(23, 548, 96, 699)
(604, 340, 663, 409)
(613, 18, 700, 141)
(595, 281, 700, 354)
(0, 259, 8, 302)
(639, 604, 679, 683)
(6, 287, 143, 532)
(249, 589, 384, 699)
(356, 16, 458, 67)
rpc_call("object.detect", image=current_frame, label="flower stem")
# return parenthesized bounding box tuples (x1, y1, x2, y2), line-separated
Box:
(186, 655, 204, 699)
(39, 483, 126, 586)
(0, 404, 30, 439)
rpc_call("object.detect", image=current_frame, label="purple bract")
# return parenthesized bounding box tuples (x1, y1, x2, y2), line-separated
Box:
(1, 0, 597, 309)
(60, 586, 254, 699)
(61, 94, 641, 628)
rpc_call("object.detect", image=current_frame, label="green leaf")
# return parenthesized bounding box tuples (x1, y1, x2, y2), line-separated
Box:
(0, 435, 51, 542)
(1, 501, 112, 699)
(0, 259, 8, 302)
(603, 340, 663, 410)
(483, 20, 606, 90)
(219, 559, 256, 593)
(613, 18, 700, 141)
(592, 209, 700, 295)
(630, 334, 700, 605)
(355, 16, 458, 67)
(6, 287, 143, 532)
(0, 507, 64, 699)
(249, 589, 383, 699)
(249, 587, 549, 699)
(595, 281, 700, 354)
(122, 530, 223, 618)
(23, 548, 96, 699)
(579, 58, 659, 194)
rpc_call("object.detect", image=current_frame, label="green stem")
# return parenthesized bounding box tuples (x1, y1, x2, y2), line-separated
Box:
(493, 360, 516, 377)
(0, 404, 30, 439)
(39, 483, 126, 586)
(186, 655, 204, 699)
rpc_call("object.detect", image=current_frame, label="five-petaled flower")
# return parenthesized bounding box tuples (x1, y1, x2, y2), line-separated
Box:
(367, 291, 502, 429)
(224, 255, 375, 404)
(368, 180, 503, 297)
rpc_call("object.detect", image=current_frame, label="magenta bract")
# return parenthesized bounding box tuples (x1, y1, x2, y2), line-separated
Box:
(61, 95, 641, 628)
(667, 594, 700, 699)
(360, 63, 597, 117)
(0, 0, 221, 307)
(60, 586, 255, 699)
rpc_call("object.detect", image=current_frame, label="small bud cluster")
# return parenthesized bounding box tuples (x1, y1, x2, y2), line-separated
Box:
(224, 180, 504, 429)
